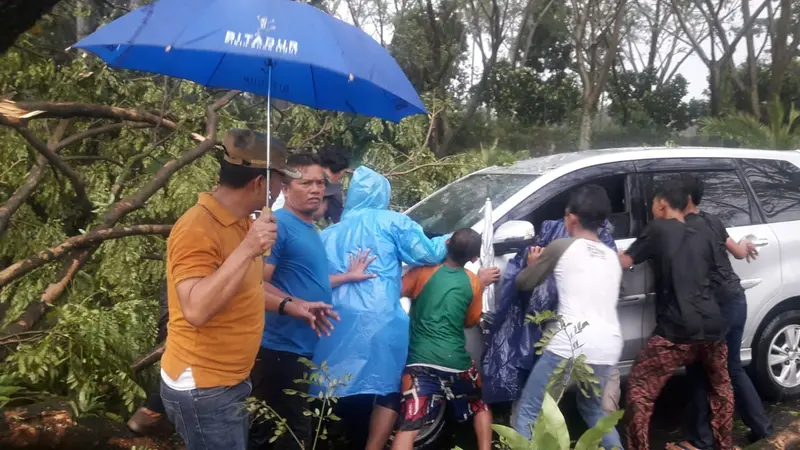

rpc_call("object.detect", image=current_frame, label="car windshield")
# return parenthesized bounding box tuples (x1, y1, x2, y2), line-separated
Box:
(406, 173, 538, 237)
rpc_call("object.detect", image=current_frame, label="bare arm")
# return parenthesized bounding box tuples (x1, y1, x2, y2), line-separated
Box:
(175, 212, 277, 328)
(516, 239, 574, 291)
(177, 246, 257, 327)
(725, 237, 757, 260)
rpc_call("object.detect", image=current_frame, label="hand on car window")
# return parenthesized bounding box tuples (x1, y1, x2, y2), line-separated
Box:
(478, 267, 501, 287)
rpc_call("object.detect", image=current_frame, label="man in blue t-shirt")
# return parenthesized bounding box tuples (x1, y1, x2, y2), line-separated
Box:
(248, 152, 375, 450)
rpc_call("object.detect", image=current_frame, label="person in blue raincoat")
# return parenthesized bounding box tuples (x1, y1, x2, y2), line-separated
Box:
(313, 166, 449, 450)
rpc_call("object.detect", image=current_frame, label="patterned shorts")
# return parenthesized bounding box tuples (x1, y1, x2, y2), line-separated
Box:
(398, 364, 490, 431)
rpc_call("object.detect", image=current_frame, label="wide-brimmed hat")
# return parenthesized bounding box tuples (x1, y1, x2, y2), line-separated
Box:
(222, 129, 301, 179)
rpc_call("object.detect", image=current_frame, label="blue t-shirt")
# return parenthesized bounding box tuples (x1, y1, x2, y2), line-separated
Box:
(262, 208, 333, 356)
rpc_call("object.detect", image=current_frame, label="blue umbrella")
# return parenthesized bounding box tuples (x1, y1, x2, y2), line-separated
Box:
(71, 0, 426, 206)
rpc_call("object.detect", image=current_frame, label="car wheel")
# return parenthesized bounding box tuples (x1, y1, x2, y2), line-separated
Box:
(752, 310, 800, 401)
(385, 402, 448, 450)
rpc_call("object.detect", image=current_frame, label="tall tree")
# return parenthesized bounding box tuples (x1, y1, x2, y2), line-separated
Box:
(670, 0, 770, 116)
(571, 0, 628, 149)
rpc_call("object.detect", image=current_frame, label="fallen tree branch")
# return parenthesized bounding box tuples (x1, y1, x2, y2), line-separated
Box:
(0, 120, 91, 215)
(61, 155, 125, 167)
(132, 343, 165, 373)
(0, 120, 69, 235)
(0, 155, 49, 235)
(0, 91, 240, 343)
(0, 99, 179, 130)
(0, 122, 151, 235)
(55, 122, 150, 151)
(385, 162, 465, 177)
(100, 90, 239, 226)
(0, 224, 173, 289)
(0, 251, 92, 361)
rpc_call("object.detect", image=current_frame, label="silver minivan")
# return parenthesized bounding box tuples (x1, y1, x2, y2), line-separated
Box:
(400, 147, 800, 447)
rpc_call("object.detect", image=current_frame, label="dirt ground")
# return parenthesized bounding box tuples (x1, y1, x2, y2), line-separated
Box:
(2, 375, 799, 449)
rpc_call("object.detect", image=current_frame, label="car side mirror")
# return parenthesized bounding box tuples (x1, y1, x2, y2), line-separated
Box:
(493, 220, 536, 254)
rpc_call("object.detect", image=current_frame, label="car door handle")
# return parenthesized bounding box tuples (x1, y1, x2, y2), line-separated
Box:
(620, 294, 646, 305)
(740, 278, 762, 290)
(743, 234, 770, 247)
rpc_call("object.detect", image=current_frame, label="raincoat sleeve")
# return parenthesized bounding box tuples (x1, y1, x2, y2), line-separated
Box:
(391, 213, 449, 265)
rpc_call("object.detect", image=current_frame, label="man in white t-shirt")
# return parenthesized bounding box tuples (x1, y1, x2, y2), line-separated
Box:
(512, 184, 624, 449)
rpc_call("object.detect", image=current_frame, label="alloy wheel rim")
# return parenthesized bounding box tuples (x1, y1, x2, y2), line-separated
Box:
(768, 324, 800, 388)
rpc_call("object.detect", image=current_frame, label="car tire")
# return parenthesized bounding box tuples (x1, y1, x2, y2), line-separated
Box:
(752, 310, 800, 401)
(385, 402, 448, 450)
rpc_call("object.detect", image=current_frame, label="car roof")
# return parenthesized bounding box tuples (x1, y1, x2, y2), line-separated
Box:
(484, 146, 800, 175)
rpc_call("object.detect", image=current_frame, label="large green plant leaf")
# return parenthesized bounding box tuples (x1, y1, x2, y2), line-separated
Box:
(491, 424, 532, 449)
(573, 409, 625, 450)
(532, 392, 571, 450)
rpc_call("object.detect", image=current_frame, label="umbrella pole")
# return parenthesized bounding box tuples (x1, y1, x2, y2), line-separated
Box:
(266, 63, 273, 207)
(262, 63, 274, 257)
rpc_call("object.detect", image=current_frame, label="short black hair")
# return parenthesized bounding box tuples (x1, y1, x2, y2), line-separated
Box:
(218, 159, 264, 189)
(654, 177, 689, 210)
(566, 184, 611, 230)
(680, 173, 704, 205)
(447, 228, 482, 266)
(317, 146, 350, 174)
(286, 152, 321, 169)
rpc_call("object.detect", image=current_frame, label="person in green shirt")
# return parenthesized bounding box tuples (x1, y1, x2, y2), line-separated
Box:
(393, 228, 500, 450)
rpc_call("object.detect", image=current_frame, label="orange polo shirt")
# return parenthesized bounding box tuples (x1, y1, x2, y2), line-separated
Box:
(161, 193, 265, 388)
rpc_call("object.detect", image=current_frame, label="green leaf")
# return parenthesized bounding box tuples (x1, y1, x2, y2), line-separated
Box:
(490, 424, 530, 449)
(573, 409, 624, 450)
(531, 392, 570, 450)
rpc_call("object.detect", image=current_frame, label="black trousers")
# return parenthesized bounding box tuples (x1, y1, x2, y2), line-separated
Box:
(249, 347, 313, 450)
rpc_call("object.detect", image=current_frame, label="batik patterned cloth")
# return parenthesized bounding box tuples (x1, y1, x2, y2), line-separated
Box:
(397, 364, 489, 431)
(625, 335, 734, 450)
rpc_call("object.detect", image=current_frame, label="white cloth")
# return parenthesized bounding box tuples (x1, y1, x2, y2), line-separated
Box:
(272, 191, 285, 211)
(160, 367, 197, 391)
(547, 238, 623, 365)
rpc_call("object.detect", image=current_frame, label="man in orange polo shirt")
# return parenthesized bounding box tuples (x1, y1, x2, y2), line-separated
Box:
(160, 129, 336, 450)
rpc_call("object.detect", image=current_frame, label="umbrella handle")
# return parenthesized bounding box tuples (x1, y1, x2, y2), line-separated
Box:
(262, 206, 272, 257)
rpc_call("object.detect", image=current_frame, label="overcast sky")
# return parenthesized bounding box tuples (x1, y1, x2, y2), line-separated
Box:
(339, 1, 765, 102)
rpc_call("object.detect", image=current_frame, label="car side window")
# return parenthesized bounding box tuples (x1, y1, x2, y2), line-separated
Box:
(646, 171, 752, 227)
(741, 158, 800, 224)
(524, 174, 638, 240)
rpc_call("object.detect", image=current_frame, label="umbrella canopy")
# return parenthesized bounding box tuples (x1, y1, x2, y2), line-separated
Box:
(71, 0, 426, 122)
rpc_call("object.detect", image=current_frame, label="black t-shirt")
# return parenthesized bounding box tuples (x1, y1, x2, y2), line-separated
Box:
(626, 218, 726, 342)
(685, 212, 743, 299)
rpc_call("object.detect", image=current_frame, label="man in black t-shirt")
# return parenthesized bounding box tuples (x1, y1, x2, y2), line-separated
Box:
(620, 178, 734, 450)
(673, 174, 772, 450)
(317, 145, 351, 224)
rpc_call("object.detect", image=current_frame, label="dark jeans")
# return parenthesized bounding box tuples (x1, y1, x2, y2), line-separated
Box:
(160, 378, 252, 450)
(332, 393, 402, 448)
(687, 290, 773, 448)
(249, 347, 312, 450)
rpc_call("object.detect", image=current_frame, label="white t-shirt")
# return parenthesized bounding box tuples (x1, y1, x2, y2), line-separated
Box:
(517, 238, 623, 365)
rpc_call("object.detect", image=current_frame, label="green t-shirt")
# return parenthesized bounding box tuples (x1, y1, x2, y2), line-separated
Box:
(402, 264, 483, 371)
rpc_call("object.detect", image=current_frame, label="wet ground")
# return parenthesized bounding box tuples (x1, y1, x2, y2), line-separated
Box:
(2, 374, 799, 449)
(447, 374, 800, 449)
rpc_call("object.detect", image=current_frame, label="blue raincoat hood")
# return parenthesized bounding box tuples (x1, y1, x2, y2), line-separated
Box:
(343, 166, 390, 212)
(312, 166, 449, 397)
